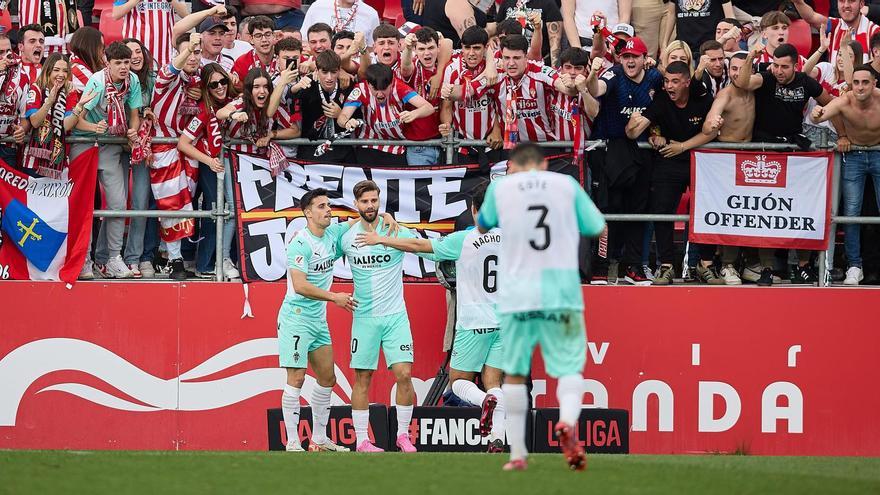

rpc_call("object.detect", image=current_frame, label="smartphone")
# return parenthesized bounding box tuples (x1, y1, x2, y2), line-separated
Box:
(288, 57, 298, 72)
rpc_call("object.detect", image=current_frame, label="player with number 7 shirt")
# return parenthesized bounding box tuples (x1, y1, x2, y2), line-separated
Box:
(355, 182, 506, 453)
(477, 143, 606, 472)
(277, 188, 399, 453)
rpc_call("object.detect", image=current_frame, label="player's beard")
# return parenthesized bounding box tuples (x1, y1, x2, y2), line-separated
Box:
(358, 208, 378, 223)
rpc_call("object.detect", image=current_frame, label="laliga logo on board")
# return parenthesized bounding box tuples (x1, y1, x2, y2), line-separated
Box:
(736, 154, 787, 187)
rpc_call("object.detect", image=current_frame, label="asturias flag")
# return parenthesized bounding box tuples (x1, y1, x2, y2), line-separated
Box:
(0, 147, 99, 283)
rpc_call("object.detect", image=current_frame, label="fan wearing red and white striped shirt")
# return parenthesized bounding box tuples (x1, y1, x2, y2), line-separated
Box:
(550, 48, 599, 142)
(0, 39, 30, 164)
(17, 26, 44, 83)
(17, 1, 77, 56)
(70, 27, 107, 94)
(470, 35, 575, 144)
(439, 27, 504, 158)
(113, 0, 187, 67)
(753, 13, 811, 74)
(338, 64, 435, 165)
(149, 33, 204, 260)
(219, 68, 300, 156)
(231, 17, 279, 90)
(791, 0, 880, 64)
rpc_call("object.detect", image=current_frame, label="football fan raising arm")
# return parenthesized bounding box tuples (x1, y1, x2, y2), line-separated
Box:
(586, 56, 608, 97)
(446, 0, 478, 39)
(527, 12, 544, 62)
(733, 47, 765, 91)
(790, 0, 828, 27)
(171, 5, 228, 38)
(267, 69, 300, 117)
(401, 33, 417, 80)
(561, 0, 581, 48)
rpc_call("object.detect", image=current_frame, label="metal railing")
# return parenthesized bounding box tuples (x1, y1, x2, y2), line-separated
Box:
(7, 135, 880, 287)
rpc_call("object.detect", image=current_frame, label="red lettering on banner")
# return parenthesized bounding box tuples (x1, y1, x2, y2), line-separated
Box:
(735, 153, 787, 187)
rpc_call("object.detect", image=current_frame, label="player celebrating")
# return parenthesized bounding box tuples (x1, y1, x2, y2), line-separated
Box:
(477, 143, 606, 471)
(279, 188, 399, 452)
(338, 180, 429, 453)
(355, 182, 506, 452)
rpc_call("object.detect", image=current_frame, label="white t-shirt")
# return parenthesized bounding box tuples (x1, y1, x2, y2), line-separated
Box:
(223, 40, 254, 62)
(300, 0, 381, 46)
(575, 0, 618, 40)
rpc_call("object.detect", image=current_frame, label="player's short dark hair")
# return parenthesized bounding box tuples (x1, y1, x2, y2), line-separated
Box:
(773, 43, 798, 63)
(665, 61, 690, 76)
(700, 39, 724, 55)
(333, 30, 355, 45)
(275, 37, 301, 55)
(496, 19, 524, 37)
(415, 26, 439, 45)
(471, 182, 489, 211)
(509, 143, 544, 167)
(853, 64, 876, 78)
(719, 17, 742, 29)
(308, 22, 334, 38)
(559, 47, 588, 67)
(353, 180, 381, 200)
(500, 34, 529, 54)
(249, 16, 276, 34)
(316, 50, 341, 71)
(105, 41, 133, 61)
(461, 26, 489, 47)
(301, 188, 330, 211)
(373, 23, 401, 41)
(366, 63, 394, 90)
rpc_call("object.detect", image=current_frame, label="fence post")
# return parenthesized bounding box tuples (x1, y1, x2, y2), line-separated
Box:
(215, 145, 226, 282)
(444, 131, 455, 164)
(819, 150, 842, 287)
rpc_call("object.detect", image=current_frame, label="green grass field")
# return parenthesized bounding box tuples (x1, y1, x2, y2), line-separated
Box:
(2, 451, 878, 495)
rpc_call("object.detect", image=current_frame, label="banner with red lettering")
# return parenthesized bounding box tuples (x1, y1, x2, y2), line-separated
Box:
(689, 150, 833, 249)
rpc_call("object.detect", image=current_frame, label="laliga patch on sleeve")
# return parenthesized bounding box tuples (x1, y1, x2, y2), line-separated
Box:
(348, 87, 361, 101)
(601, 70, 615, 81)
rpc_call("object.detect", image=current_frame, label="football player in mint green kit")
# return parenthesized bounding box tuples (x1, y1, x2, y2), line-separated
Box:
(356, 182, 506, 453)
(477, 143, 606, 472)
(278, 188, 398, 453)
(338, 180, 430, 454)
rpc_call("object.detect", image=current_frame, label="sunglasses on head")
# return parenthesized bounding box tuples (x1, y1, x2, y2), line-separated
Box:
(208, 78, 229, 89)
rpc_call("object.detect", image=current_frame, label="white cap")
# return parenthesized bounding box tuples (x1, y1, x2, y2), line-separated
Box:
(612, 23, 635, 37)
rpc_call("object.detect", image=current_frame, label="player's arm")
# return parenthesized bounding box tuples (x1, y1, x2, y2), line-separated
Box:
(289, 269, 357, 312)
(356, 232, 435, 253)
(476, 181, 499, 234)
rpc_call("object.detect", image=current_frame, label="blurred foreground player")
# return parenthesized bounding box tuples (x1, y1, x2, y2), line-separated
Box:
(355, 182, 506, 452)
(477, 143, 606, 471)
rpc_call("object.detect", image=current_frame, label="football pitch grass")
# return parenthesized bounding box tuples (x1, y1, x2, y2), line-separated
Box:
(2, 451, 879, 495)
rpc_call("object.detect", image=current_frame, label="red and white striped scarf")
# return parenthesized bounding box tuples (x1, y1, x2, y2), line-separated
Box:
(104, 70, 130, 136)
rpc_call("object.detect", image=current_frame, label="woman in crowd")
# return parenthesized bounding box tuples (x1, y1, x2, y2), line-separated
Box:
(22, 54, 96, 179)
(69, 26, 105, 93)
(178, 63, 241, 280)
(661, 40, 693, 74)
(120, 37, 160, 278)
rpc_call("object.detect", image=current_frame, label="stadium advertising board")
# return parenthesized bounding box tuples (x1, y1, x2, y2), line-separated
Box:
(230, 153, 580, 282)
(1, 282, 878, 456)
(689, 151, 833, 249)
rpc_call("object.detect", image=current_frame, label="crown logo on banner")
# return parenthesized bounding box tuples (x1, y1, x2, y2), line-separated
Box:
(740, 154, 783, 185)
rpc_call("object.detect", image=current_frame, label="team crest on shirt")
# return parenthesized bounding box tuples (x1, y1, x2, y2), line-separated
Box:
(529, 86, 536, 98)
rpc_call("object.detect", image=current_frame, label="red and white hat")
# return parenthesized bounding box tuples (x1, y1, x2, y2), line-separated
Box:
(619, 36, 648, 56)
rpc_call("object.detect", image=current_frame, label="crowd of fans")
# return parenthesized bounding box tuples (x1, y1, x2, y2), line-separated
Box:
(0, 0, 878, 285)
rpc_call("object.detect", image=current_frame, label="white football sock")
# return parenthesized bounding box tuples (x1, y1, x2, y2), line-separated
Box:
(557, 375, 584, 426)
(452, 379, 487, 407)
(353, 409, 370, 446)
(486, 387, 505, 441)
(281, 384, 301, 446)
(502, 383, 528, 461)
(310, 385, 333, 445)
(396, 404, 414, 437)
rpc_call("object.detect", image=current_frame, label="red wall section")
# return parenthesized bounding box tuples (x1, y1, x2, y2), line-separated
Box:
(1, 281, 878, 455)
